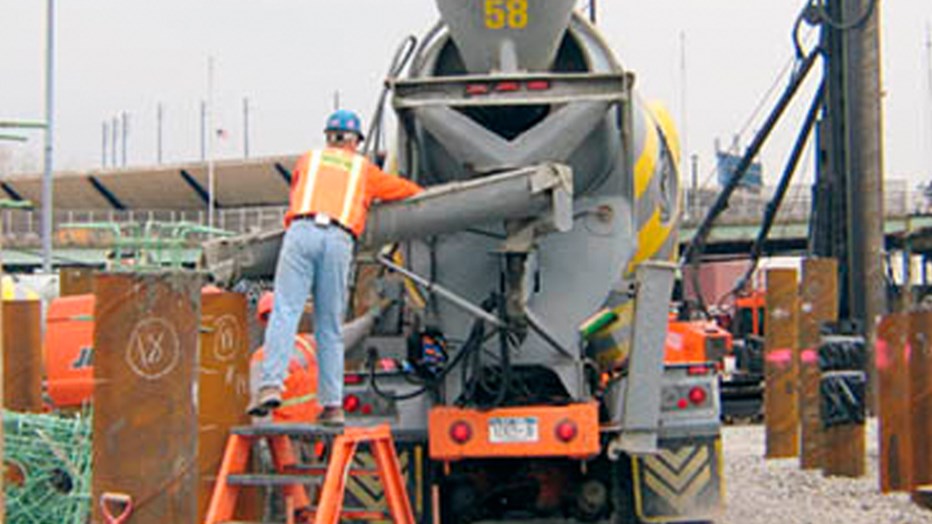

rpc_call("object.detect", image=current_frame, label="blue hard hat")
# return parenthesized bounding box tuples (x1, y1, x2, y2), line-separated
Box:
(324, 109, 364, 139)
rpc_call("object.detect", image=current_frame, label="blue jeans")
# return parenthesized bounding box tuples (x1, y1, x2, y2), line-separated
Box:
(260, 220, 354, 408)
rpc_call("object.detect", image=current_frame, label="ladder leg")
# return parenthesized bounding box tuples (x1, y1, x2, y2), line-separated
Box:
(204, 434, 252, 524)
(269, 435, 312, 510)
(372, 436, 416, 524)
(314, 436, 358, 524)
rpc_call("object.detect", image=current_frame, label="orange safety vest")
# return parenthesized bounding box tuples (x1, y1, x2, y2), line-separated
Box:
(285, 148, 422, 237)
(251, 334, 321, 422)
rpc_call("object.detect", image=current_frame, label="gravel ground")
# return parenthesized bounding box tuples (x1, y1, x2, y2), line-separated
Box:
(720, 418, 932, 524)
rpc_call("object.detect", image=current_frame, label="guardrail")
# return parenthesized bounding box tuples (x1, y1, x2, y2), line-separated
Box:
(0, 181, 928, 248)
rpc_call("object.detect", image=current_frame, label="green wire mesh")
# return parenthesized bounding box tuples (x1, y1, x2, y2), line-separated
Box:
(4, 410, 92, 524)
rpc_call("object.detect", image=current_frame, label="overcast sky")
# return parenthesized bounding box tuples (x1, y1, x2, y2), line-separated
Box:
(1, 1, 931, 193)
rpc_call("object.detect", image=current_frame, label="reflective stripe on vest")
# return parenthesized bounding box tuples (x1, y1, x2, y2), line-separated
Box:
(298, 150, 323, 213)
(339, 155, 366, 226)
(293, 336, 314, 368)
(280, 391, 317, 407)
(292, 149, 366, 227)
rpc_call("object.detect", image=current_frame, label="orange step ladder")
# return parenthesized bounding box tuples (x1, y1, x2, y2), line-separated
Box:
(204, 423, 415, 524)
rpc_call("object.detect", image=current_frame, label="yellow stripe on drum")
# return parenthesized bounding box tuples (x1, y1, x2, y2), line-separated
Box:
(634, 113, 659, 201)
(647, 101, 681, 173)
(627, 208, 675, 275)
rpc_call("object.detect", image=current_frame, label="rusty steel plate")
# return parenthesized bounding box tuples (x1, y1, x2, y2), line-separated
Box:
(3, 301, 43, 412)
(59, 266, 95, 296)
(876, 312, 912, 491)
(798, 258, 837, 470)
(764, 268, 799, 459)
(197, 290, 258, 522)
(92, 272, 201, 524)
(909, 311, 932, 494)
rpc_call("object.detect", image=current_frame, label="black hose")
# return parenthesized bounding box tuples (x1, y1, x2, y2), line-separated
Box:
(367, 315, 486, 402)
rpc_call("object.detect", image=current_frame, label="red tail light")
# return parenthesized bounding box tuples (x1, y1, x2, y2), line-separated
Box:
(687, 365, 709, 376)
(449, 421, 472, 444)
(494, 81, 520, 92)
(466, 84, 490, 95)
(677, 398, 689, 410)
(688, 387, 708, 405)
(344, 374, 364, 385)
(343, 394, 361, 413)
(526, 80, 551, 91)
(555, 420, 578, 442)
(360, 403, 373, 415)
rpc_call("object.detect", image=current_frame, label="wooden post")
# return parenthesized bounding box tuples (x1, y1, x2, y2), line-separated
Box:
(876, 313, 912, 492)
(92, 272, 201, 524)
(2, 300, 43, 412)
(798, 258, 838, 469)
(764, 268, 799, 458)
(909, 311, 932, 508)
(198, 290, 259, 522)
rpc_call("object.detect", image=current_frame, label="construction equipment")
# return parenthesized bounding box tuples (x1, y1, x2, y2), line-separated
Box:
(719, 289, 767, 419)
(205, 2, 722, 522)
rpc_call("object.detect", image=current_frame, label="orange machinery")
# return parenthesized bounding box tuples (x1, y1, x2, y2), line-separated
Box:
(45, 294, 95, 408)
(664, 318, 733, 366)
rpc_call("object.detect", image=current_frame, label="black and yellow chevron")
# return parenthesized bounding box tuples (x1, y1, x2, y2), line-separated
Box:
(343, 444, 425, 522)
(631, 438, 723, 522)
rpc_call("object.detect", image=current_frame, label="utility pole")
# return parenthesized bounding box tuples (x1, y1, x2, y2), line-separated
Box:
(925, 23, 932, 181)
(200, 100, 206, 161)
(41, 0, 55, 274)
(157, 103, 163, 165)
(111, 116, 119, 168)
(42, 0, 55, 273)
(121, 112, 128, 167)
(243, 97, 250, 159)
(680, 31, 689, 174)
(102, 121, 108, 168)
(206, 56, 216, 231)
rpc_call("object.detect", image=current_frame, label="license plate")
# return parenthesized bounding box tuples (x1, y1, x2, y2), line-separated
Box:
(488, 417, 539, 444)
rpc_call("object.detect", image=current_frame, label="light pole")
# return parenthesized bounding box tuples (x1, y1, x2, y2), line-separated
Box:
(206, 56, 215, 231)
(41, 0, 55, 274)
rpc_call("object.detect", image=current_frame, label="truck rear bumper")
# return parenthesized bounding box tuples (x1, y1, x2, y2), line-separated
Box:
(428, 402, 600, 460)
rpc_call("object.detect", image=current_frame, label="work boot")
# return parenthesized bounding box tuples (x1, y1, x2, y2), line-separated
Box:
(319, 406, 345, 427)
(247, 386, 282, 417)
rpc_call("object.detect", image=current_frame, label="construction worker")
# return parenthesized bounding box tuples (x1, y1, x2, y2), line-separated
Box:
(250, 291, 321, 422)
(248, 109, 423, 425)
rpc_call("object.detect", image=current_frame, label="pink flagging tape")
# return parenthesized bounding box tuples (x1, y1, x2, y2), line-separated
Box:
(801, 348, 817, 365)
(875, 339, 890, 370)
(766, 348, 793, 366)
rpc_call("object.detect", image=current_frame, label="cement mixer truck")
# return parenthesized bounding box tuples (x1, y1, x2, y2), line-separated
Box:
(205, 2, 722, 522)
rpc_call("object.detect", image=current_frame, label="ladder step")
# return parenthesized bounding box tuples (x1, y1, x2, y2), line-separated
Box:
(226, 474, 322, 487)
(229, 423, 427, 442)
(231, 423, 345, 438)
(287, 464, 381, 476)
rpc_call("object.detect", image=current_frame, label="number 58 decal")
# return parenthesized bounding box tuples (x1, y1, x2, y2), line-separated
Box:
(485, 0, 528, 29)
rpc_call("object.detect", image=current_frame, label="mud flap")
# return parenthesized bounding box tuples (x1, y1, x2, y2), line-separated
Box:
(631, 437, 723, 522)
